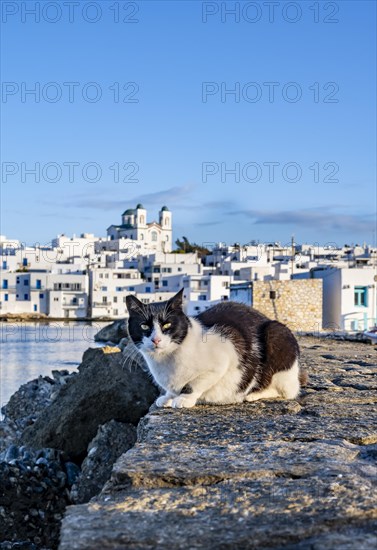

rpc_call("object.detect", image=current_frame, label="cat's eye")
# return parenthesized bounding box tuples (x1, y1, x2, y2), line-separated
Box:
(162, 322, 171, 331)
(140, 324, 149, 331)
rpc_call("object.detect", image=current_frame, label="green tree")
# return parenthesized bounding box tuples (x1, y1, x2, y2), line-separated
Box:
(174, 236, 210, 258)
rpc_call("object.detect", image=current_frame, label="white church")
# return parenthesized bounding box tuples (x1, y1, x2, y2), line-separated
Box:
(107, 204, 173, 253)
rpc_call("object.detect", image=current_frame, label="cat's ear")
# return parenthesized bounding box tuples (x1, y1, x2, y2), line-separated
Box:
(167, 288, 184, 310)
(126, 294, 144, 314)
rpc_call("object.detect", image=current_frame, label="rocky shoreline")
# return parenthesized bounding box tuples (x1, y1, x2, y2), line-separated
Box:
(1, 333, 376, 549)
(0, 341, 158, 550)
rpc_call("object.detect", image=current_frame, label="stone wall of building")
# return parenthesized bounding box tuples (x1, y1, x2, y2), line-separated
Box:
(252, 279, 323, 332)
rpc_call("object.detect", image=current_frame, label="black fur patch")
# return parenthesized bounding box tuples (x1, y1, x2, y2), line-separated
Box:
(126, 291, 190, 347)
(196, 302, 299, 393)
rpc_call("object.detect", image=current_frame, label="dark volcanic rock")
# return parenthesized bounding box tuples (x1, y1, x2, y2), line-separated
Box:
(1, 371, 75, 446)
(94, 320, 128, 344)
(0, 446, 72, 550)
(21, 347, 158, 459)
(71, 420, 137, 504)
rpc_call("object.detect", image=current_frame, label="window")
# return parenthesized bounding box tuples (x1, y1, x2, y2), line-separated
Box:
(72, 297, 77, 304)
(54, 297, 59, 301)
(146, 287, 151, 293)
(105, 274, 109, 279)
(354, 286, 368, 307)
(114, 297, 118, 303)
(114, 309, 118, 315)
(24, 279, 29, 286)
(101, 286, 108, 291)
(165, 235, 169, 241)
(22, 258, 28, 266)
(54, 283, 82, 291)
(16, 277, 20, 284)
(2, 280, 8, 289)
(151, 231, 158, 242)
(4, 294, 8, 301)
(116, 287, 122, 291)
(2, 261, 7, 269)
(39, 293, 44, 299)
(102, 297, 108, 303)
(162, 280, 168, 287)
(198, 295, 207, 301)
(34, 305, 37, 312)
(24, 294, 29, 300)
(178, 268, 182, 272)
(140, 234, 144, 240)
(128, 287, 135, 291)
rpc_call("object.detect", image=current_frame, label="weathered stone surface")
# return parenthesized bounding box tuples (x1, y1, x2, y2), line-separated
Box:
(21, 348, 158, 458)
(71, 420, 137, 504)
(59, 337, 377, 549)
(94, 320, 128, 344)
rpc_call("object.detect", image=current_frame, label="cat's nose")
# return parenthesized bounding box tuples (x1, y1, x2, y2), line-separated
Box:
(152, 336, 161, 346)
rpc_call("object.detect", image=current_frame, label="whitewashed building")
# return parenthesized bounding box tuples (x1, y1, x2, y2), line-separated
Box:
(0, 271, 88, 318)
(89, 267, 144, 318)
(311, 266, 377, 331)
(47, 273, 88, 318)
(183, 274, 234, 315)
(107, 205, 173, 253)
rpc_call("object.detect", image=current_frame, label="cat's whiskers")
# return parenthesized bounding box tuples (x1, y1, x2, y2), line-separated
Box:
(122, 343, 145, 372)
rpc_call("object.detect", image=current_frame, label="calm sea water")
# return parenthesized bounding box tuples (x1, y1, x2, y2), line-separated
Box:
(0, 321, 108, 410)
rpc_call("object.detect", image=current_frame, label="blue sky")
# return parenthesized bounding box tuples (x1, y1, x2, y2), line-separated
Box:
(1, 0, 376, 248)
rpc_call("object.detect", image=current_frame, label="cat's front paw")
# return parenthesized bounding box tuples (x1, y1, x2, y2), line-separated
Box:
(156, 395, 173, 408)
(171, 395, 197, 409)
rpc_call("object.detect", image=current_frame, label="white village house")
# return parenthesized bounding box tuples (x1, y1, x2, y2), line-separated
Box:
(311, 266, 377, 331)
(0, 209, 376, 331)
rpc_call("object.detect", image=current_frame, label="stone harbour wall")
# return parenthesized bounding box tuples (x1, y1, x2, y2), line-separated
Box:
(59, 337, 377, 550)
(252, 279, 323, 332)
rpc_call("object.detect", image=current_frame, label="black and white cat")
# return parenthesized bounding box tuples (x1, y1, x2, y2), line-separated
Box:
(126, 289, 304, 408)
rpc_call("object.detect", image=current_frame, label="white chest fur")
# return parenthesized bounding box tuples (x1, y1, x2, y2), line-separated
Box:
(140, 319, 244, 404)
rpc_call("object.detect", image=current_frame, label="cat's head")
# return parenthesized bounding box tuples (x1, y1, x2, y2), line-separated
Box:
(126, 289, 190, 358)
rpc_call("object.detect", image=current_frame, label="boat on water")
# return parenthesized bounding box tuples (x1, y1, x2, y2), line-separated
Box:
(364, 326, 377, 343)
